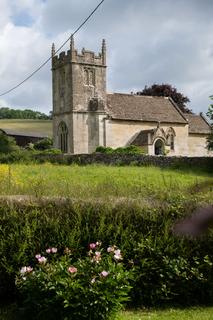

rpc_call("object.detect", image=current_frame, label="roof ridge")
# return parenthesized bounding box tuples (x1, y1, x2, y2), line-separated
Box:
(184, 113, 211, 127)
(107, 92, 169, 99)
(167, 97, 188, 123)
(199, 112, 212, 128)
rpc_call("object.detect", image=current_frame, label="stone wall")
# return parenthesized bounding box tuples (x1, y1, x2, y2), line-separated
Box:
(188, 134, 211, 157)
(35, 153, 213, 171)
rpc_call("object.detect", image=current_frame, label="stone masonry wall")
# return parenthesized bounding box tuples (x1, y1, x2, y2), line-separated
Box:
(105, 120, 189, 156)
(35, 153, 213, 171)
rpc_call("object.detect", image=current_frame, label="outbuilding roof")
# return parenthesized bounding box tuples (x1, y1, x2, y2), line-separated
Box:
(184, 113, 211, 134)
(0, 128, 48, 138)
(106, 93, 188, 124)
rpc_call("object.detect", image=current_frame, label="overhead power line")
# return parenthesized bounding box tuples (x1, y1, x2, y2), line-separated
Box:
(0, 0, 106, 97)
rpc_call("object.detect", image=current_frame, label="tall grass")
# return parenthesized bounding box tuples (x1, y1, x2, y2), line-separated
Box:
(0, 164, 212, 203)
(119, 307, 213, 320)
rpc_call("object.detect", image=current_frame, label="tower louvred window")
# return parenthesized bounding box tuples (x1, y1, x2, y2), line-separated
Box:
(84, 68, 95, 86)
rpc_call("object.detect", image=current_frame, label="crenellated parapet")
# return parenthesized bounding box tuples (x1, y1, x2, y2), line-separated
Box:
(52, 38, 106, 69)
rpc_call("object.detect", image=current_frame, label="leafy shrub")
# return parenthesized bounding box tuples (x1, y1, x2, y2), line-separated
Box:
(95, 146, 113, 153)
(113, 145, 144, 154)
(16, 243, 132, 320)
(25, 143, 35, 150)
(0, 133, 19, 154)
(95, 145, 144, 154)
(38, 148, 62, 155)
(34, 138, 53, 151)
(0, 148, 61, 164)
(0, 149, 34, 164)
(207, 127, 213, 151)
(132, 241, 213, 306)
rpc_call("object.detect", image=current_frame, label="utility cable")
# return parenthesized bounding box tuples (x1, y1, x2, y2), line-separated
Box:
(0, 0, 105, 97)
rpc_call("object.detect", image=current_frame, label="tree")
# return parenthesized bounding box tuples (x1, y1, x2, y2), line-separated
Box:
(206, 96, 213, 150)
(136, 83, 192, 113)
(0, 133, 19, 153)
(49, 111, 53, 120)
(0, 107, 50, 120)
(34, 138, 53, 151)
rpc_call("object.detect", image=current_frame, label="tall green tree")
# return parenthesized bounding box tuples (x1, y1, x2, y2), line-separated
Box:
(136, 83, 192, 113)
(0, 133, 19, 153)
(206, 96, 213, 150)
(0, 107, 50, 120)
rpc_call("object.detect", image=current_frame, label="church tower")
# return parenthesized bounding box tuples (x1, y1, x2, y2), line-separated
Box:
(52, 38, 107, 153)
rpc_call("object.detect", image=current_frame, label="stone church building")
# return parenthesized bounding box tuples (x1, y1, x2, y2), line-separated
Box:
(52, 38, 211, 156)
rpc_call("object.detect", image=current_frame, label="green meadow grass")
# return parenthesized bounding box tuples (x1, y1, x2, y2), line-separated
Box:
(0, 163, 212, 202)
(119, 307, 213, 320)
(0, 306, 212, 320)
(0, 119, 52, 136)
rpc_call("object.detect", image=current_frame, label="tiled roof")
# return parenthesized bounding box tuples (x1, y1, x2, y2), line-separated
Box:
(106, 93, 187, 124)
(184, 114, 211, 134)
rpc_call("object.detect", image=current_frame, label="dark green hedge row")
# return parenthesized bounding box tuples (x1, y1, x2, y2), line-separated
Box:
(0, 198, 212, 307)
(0, 150, 212, 173)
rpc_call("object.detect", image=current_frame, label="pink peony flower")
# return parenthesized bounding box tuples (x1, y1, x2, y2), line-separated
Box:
(114, 249, 122, 261)
(20, 266, 27, 274)
(107, 246, 114, 253)
(100, 270, 109, 277)
(26, 266, 33, 273)
(92, 251, 102, 263)
(20, 266, 33, 275)
(68, 266, 77, 273)
(91, 277, 96, 284)
(89, 243, 96, 250)
(46, 247, 57, 253)
(114, 249, 121, 256)
(35, 254, 41, 259)
(38, 256, 47, 264)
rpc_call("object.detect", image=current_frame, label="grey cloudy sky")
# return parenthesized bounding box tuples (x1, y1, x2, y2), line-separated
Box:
(0, 0, 213, 114)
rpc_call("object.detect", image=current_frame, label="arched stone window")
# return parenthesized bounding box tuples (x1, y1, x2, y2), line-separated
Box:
(154, 139, 165, 155)
(166, 127, 176, 151)
(58, 122, 68, 153)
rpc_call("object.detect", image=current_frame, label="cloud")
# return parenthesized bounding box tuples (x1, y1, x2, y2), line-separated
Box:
(0, 0, 212, 114)
(0, 0, 11, 28)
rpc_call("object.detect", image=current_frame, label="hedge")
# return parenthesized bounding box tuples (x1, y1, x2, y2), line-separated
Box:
(0, 197, 212, 307)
